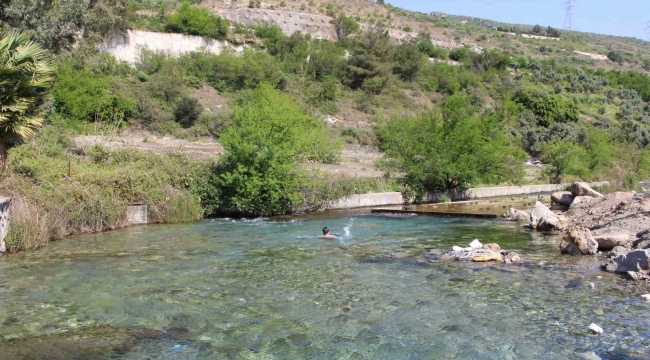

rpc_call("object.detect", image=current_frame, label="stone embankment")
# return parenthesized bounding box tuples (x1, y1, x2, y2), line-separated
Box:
(503, 181, 650, 282)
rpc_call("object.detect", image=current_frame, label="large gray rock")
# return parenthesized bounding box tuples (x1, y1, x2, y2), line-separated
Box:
(531, 201, 567, 231)
(552, 191, 574, 206)
(570, 196, 595, 209)
(611, 246, 630, 255)
(593, 233, 632, 251)
(501, 208, 531, 222)
(604, 249, 650, 274)
(560, 226, 598, 255)
(571, 182, 604, 198)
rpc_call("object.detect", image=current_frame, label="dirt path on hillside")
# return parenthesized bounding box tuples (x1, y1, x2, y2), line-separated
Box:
(73, 132, 386, 178)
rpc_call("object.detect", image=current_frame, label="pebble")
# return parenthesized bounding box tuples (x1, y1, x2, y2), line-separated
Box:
(642, 294, 650, 301)
(589, 323, 604, 334)
(589, 282, 595, 289)
(452, 246, 464, 252)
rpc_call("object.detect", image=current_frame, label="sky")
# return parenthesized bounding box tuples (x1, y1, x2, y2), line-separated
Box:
(388, 0, 650, 40)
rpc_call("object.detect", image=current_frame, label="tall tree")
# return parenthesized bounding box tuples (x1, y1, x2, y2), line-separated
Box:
(0, 29, 55, 167)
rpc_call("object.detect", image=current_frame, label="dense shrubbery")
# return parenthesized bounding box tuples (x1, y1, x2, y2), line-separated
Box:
(378, 94, 525, 201)
(203, 84, 341, 216)
(514, 91, 579, 127)
(164, 1, 229, 39)
(1, 127, 208, 251)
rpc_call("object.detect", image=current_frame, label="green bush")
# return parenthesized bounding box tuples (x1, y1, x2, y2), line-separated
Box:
(175, 96, 203, 128)
(164, 1, 229, 39)
(205, 84, 341, 216)
(513, 90, 579, 127)
(541, 140, 588, 183)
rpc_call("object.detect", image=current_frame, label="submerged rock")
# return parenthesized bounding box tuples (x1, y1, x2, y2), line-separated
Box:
(552, 191, 574, 206)
(571, 182, 604, 198)
(605, 249, 650, 274)
(560, 226, 598, 255)
(642, 294, 650, 302)
(589, 323, 604, 334)
(593, 233, 632, 251)
(472, 253, 502, 262)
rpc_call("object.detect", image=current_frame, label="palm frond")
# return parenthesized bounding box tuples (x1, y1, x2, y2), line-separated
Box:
(0, 29, 55, 142)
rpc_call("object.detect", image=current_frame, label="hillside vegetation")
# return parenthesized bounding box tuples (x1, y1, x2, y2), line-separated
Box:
(1, 0, 650, 251)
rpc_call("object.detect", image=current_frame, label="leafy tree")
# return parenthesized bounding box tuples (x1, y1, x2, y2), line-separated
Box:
(379, 94, 524, 201)
(541, 140, 588, 183)
(392, 43, 425, 81)
(252, 24, 286, 56)
(306, 39, 344, 80)
(1, 0, 130, 53)
(210, 84, 340, 216)
(1, 0, 87, 53)
(333, 14, 360, 39)
(343, 27, 393, 93)
(0, 29, 55, 167)
(174, 96, 203, 128)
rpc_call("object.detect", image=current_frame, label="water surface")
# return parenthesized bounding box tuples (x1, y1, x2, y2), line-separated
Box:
(0, 211, 649, 359)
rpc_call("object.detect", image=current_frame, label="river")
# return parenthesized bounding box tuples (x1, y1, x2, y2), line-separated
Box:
(0, 210, 648, 359)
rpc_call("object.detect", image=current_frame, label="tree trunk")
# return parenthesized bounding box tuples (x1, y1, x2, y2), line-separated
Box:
(0, 137, 7, 169)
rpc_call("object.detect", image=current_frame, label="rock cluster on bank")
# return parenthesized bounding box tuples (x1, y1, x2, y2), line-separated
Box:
(442, 239, 522, 264)
(501, 182, 605, 232)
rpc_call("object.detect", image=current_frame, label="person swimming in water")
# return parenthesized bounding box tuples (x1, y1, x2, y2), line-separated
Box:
(318, 227, 337, 239)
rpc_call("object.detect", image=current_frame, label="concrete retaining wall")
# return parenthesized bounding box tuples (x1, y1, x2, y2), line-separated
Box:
(0, 197, 9, 253)
(100, 30, 245, 64)
(328, 182, 610, 210)
(127, 205, 148, 225)
(329, 192, 404, 210)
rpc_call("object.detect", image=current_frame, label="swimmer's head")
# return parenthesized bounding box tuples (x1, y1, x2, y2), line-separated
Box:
(322, 227, 330, 235)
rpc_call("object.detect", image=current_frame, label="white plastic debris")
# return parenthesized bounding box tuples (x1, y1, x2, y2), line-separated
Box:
(589, 323, 604, 334)
(469, 239, 483, 249)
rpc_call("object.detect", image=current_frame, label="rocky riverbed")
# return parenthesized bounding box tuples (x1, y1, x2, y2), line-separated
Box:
(502, 182, 650, 283)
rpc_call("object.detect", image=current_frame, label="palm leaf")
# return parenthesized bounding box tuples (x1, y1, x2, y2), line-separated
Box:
(0, 29, 55, 142)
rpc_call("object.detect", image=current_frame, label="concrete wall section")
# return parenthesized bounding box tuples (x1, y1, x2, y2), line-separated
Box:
(100, 30, 245, 64)
(0, 197, 9, 253)
(329, 192, 404, 210)
(328, 182, 610, 210)
(127, 205, 149, 225)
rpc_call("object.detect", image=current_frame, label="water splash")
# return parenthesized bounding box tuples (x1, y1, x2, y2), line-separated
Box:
(341, 218, 355, 242)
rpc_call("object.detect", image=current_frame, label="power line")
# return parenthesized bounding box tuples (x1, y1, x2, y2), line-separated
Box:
(563, 0, 576, 31)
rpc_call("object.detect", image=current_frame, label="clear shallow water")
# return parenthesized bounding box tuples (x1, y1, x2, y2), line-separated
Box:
(0, 211, 649, 359)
